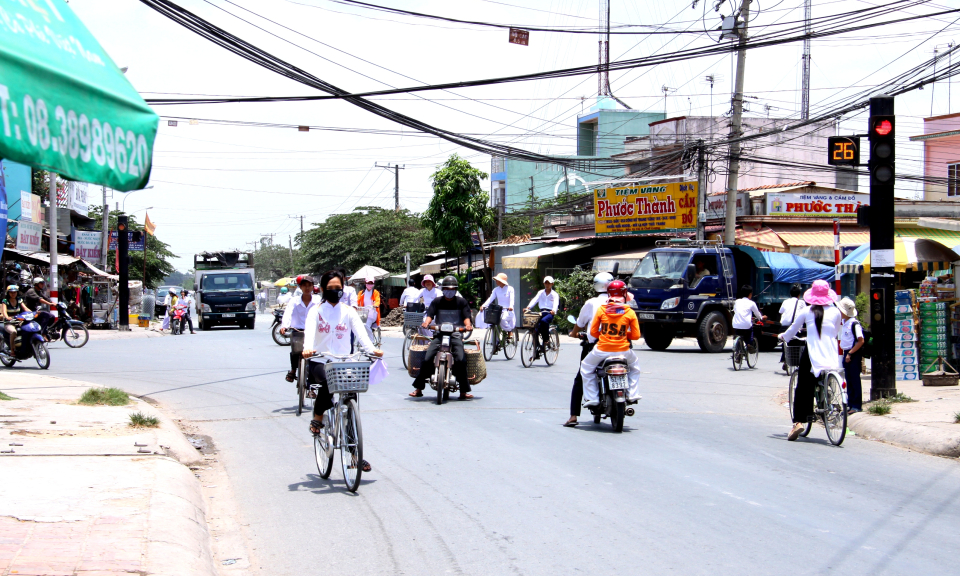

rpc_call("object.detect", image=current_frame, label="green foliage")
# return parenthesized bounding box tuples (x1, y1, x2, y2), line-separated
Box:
(887, 393, 916, 403)
(88, 206, 176, 290)
(254, 244, 298, 281)
(300, 206, 436, 275)
(0, 391, 15, 401)
(78, 387, 130, 406)
(452, 272, 482, 309)
(129, 412, 159, 428)
(162, 270, 194, 290)
(855, 292, 870, 325)
(31, 168, 50, 201)
(954, 411, 960, 424)
(867, 400, 891, 416)
(424, 155, 492, 257)
(553, 267, 596, 331)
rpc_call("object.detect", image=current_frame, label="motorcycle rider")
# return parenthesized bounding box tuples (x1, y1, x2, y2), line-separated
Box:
(563, 272, 612, 427)
(160, 288, 178, 332)
(24, 277, 54, 338)
(179, 289, 196, 334)
(281, 275, 318, 384)
(523, 276, 559, 356)
(409, 275, 474, 400)
(2, 285, 29, 353)
(358, 277, 381, 341)
(276, 286, 292, 307)
(579, 280, 642, 408)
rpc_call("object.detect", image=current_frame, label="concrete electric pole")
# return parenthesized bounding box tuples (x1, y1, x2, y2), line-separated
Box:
(376, 163, 406, 211)
(723, 0, 751, 246)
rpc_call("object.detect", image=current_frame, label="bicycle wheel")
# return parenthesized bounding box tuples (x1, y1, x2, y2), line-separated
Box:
(401, 333, 412, 370)
(544, 328, 560, 365)
(823, 373, 848, 446)
(340, 398, 363, 492)
(787, 372, 813, 438)
(746, 340, 759, 369)
(63, 324, 89, 348)
(519, 331, 535, 367)
(272, 323, 290, 346)
(297, 358, 306, 417)
(314, 411, 334, 479)
(503, 329, 518, 360)
(731, 338, 743, 371)
(435, 363, 446, 405)
(483, 327, 496, 361)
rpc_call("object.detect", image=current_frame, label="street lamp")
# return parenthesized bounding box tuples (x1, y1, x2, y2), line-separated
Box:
(122, 185, 154, 212)
(130, 206, 154, 214)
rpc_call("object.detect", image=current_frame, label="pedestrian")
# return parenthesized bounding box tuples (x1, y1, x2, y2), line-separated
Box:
(837, 297, 864, 414)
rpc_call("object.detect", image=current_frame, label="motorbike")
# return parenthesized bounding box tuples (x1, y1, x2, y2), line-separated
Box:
(568, 314, 635, 433)
(271, 307, 291, 346)
(429, 322, 466, 405)
(170, 304, 188, 335)
(1, 311, 50, 369)
(43, 302, 89, 348)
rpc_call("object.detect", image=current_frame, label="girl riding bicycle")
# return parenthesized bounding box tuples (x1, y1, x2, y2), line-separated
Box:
(777, 279, 841, 441)
(732, 285, 766, 349)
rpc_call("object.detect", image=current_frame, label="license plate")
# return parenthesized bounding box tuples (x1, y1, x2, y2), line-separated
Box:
(637, 313, 655, 320)
(608, 375, 628, 390)
(222, 313, 235, 318)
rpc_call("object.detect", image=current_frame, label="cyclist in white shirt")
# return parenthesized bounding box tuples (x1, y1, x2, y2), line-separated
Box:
(778, 284, 806, 370)
(281, 275, 319, 383)
(524, 276, 559, 355)
(732, 285, 766, 351)
(479, 273, 516, 331)
(416, 275, 442, 309)
(399, 279, 420, 308)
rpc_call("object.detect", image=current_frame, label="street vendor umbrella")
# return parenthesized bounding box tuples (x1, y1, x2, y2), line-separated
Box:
(0, 1, 158, 191)
(274, 277, 296, 287)
(348, 265, 390, 282)
(837, 238, 960, 274)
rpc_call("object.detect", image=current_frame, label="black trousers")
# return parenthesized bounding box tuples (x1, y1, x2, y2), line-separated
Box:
(570, 340, 597, 416)
(843, 348, 863, 410)
(734, 327, 756, 346)
(308, 361, 335, 417)
(792, 347, 817, 423)
(289, 330, 304, 373)
(534, 313, 554, 351)
(182, 314, 194, 333)
(413, 334, 470, 393)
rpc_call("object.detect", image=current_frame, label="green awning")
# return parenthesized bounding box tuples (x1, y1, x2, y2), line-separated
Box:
(0, 2, 158, 190)
(896, 227, 960, 247)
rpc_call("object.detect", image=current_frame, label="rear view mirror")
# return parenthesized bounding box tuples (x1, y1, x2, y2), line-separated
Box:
(566, 314, 577, 324)
(685, 263, 696, 284)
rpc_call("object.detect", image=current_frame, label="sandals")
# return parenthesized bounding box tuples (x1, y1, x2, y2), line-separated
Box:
(362, 460, 372, 472)
(309, 419, 323, 435)
(563, 417, 578, 427)
(408, 390, 423, 397)
(285, 371, 296, 382)
(459, 393, 474, 400)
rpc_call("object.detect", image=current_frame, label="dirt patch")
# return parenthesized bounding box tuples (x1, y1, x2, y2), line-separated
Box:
(184, 433, 217, 455)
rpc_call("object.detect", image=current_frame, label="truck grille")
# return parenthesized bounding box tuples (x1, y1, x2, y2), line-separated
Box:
(215, 305, 243, 312)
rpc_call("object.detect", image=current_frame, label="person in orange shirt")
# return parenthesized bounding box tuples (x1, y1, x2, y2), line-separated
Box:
(579, 280, 642, 406)
(357, 277, 381, 341)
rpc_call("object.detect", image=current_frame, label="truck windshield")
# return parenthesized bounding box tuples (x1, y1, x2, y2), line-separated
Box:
(202, 273, 253, 291)
(632, 252, 690, 280)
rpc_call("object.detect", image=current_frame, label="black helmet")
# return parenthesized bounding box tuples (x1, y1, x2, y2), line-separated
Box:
(440, 275, 458, 289)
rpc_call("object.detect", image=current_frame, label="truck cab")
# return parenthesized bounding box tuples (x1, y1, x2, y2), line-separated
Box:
(194, 251, 258, 331)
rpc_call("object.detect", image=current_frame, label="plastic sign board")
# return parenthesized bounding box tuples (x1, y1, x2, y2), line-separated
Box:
(73, 230, 102, 260)
(594, 181, 698, 236)
(827, 136, 860, 166)
(16, 220, 41, 251)
(766, 192, 869, 217)
(509, 28, 529, 45)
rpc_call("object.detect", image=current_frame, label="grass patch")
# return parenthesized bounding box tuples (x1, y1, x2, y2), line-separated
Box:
(128, 412, 159, 428)
(954, 412, 960, 424)
(0, 391, 15, 401)
(867, 401, 892, 416)
(78, 387, 130, 406)
(887, 393, 916, 403)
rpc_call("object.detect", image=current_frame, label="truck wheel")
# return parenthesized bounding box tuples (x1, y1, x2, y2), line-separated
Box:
(642, 324, 674, 351)
(697, 311, 728, 353)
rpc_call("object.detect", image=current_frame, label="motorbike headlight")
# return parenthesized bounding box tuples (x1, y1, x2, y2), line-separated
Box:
(661, 297, 680, 310)
(245, 301, 257, 311)
(200, 303, 211, 313)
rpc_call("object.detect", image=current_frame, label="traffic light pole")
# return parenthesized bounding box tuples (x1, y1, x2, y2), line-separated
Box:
(868, 96, 896, 399)
(118, 215, 130, 332)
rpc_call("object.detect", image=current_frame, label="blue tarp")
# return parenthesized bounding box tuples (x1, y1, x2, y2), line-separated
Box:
(763, 252, 835, 284)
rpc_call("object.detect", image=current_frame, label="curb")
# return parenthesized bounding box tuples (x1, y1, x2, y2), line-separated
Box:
(848, 413, 960, 458)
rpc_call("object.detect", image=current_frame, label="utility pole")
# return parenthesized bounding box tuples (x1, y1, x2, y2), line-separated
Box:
(260, 233, 275, 247)
(697, 141, 706, 241)
(599, 0, 611, 96)
(288, 235, 295, 275)
(723, 0, 751, 246)
(118, 215, 129, 331)
(289, 215, 304, 240)
(47, 173, 59, 320)
(528, 176, 535, 237)
(405, 252, 411, 286)
(376, 163, 406, 211)
(497, 186, 503, 242)
(100, 185, 110, 270)
(800, 0, 811, 119)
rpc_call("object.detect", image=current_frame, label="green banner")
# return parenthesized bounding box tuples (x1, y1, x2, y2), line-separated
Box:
(0, 0, 158, 191)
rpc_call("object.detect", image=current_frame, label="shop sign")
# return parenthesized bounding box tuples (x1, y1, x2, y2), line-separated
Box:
(19, 191, 42, 222)
(594, 181, 698, 236)
(68, 182, 89, 217)
(74, 230, 102, 260)
(766, 192, 869, 217)
(16, 221, 42, 251)
(705, 192, 748, 219)
(108, 230, 144, 251)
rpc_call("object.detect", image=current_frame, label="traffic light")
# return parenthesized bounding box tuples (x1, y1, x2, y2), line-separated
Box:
(870, 288, 886, 324)
(856, 204, 870, 227)
(869, 115, 895, 187)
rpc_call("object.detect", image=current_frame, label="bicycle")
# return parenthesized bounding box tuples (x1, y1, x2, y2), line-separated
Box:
(520, 311, 559, 368)
(481, 305, 518, 361)
(731, 323, 760, 371)
(786, 340, 847, 446)
(357, 307, 382, 347)
(305, 351, 376, 492)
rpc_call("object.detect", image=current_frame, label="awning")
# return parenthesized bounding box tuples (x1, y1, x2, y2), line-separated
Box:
(420, 258, 447, 275)
(502, 243, 588, 269)
(735, 227, 787, 252)
(738, 225, 870, 262)
(79, 259, 118, 280)
(3, 248, 79, 266)
(592, 247, 652, 274)
(838, 238, 960, 273)
(895, 226, 960, 246)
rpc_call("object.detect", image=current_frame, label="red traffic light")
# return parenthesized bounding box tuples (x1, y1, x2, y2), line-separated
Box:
(874, 119, 893, 136)
(873, 292, 879, 300)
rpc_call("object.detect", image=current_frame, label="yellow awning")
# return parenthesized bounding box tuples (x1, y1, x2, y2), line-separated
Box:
(773, 228, 871, 248)
(592, 248, 651, 273)
(895, 227, 960, 248)
(735, 227, 787, 251)
(502, 243, 588, 269)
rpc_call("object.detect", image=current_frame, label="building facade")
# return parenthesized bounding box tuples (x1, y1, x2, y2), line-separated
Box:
(910, 112, 960, 200)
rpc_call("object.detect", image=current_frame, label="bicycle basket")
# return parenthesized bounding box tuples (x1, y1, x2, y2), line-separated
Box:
(404, 311, 425, 330)
(522, 311, 540, 329)
(483, 304, 503, 326)
(784, 341, 804, 368)
(324, 361, 371, 393)
(356, 307, 370, 322)
(407, 334, 431, 378)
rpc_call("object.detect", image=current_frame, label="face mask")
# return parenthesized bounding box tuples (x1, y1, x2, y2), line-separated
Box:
(323, 288, 343, 303)
(442, 289, 456, 299)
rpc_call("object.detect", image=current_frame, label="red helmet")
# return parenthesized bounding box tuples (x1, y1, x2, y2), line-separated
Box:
(607, 279, 627, 300)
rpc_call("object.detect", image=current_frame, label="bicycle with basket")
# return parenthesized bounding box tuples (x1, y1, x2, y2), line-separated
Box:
(519, 310, 559, 368)
(786, 337, 848, 446)
(481, 304, 518, 361)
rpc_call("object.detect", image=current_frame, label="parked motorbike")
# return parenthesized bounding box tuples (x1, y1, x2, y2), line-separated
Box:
(170, 304, 188, 335)
(428, 322, 466, 405)
(0, 311, 50, 369)
(271, 307, 291, 346)
(43, 302, 89, 348)
(568, 314, 635, 433)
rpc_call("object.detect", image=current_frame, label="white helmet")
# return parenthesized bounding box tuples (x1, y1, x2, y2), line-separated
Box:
(32, 277, 45, 285)
(593, 272, 614, 293)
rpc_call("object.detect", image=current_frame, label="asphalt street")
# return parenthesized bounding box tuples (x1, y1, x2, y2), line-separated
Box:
(27, 313, 960, 576)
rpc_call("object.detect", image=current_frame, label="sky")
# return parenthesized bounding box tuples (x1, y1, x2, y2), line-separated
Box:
(68, 0, 960, 271)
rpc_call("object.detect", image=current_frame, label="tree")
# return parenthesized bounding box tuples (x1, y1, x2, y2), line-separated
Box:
(424, 155, 492, 261)
(553, 267, 596, 332)
(254, 244, 298, 281)
(299, 206, 437, 275)
(88, 206, 176, 289)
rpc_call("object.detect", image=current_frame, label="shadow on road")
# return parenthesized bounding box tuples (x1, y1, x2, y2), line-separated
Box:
(288, 474, 377, 494)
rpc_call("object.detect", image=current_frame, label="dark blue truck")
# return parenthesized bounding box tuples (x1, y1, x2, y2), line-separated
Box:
(627, 239, 834, 353)
(194, 251, 258, 331)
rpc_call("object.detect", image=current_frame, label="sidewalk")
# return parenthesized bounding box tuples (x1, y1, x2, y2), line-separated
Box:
(0, 374, 218, 576)
(88, 322, 167, 341)
(849, 374, 960, 458)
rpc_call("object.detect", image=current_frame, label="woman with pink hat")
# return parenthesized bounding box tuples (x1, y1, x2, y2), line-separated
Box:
(778, 279, 842, 441)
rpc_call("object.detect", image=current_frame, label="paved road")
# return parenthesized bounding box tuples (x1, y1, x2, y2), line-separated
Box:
(30, 314, 960, 575)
